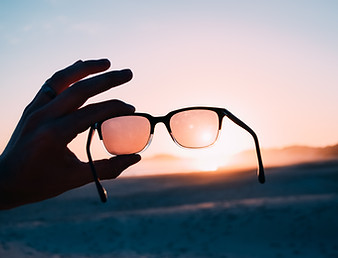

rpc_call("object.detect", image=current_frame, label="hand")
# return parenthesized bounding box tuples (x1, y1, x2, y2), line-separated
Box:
(0, 59, 141, 210)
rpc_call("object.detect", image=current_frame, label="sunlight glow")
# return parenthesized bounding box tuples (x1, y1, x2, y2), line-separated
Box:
(201, 131, 215, 146)
(2, 1, 338, 177)
(191, 156, 224, 172)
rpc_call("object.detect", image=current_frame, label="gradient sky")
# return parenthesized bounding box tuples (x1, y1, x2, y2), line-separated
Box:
(0, 1, 337, 173)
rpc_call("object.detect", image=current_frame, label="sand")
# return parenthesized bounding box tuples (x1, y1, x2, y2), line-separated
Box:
(1, 161, 338, 258)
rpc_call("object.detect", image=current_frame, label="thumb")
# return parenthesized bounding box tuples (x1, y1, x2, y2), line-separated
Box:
(93, 154, 141, 180)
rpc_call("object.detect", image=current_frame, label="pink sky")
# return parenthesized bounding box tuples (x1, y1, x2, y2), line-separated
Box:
(1, 1, 337, 174)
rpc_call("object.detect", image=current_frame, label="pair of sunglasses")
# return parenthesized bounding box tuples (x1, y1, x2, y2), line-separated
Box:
(86, 106, 265, 202)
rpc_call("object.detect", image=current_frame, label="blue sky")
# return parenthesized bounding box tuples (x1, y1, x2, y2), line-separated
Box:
(1, 1, 338, 167)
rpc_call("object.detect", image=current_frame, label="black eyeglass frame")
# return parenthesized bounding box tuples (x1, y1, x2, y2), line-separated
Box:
(86, 106, 265, 203)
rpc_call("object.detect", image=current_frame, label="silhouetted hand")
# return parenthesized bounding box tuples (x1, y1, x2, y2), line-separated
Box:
(0, 59, 141, 210)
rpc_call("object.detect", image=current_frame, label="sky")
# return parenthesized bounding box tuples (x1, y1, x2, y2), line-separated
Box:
(0, 0, 337, 174)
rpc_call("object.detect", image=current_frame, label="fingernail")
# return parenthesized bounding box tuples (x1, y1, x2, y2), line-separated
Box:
(126, 103, 136, 112)
(116, 154, 141, 173)
(119, 100, 135, 112)
(74, 59, 83, 65)
(129, 154, 141, 165)
(99, 58, 110, 65)
(120, 69, 133, 79)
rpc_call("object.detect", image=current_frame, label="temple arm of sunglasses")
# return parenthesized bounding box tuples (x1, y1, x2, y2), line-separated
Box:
(86, 126, 108, 202)
(223, 110, 265, 184)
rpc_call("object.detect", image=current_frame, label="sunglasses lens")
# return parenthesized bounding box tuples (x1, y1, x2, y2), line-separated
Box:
(170, 109, 219, 148)
(101, 116, 151, 155)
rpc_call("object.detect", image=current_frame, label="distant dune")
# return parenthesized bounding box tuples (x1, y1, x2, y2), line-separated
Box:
(229, 143, 338, 168)
(125, 143, 338, 176)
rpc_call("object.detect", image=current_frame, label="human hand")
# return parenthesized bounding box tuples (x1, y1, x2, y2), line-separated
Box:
(0, 59, 141, 210)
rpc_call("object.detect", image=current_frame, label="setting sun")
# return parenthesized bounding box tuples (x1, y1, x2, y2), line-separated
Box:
(191, 156, 226, 172)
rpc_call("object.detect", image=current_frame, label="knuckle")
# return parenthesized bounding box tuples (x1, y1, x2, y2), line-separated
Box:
(74, 59, 84, 68)
(48, 70, 63, 85)
(22, 102, 34, 117)
(67, 84, 88, 104)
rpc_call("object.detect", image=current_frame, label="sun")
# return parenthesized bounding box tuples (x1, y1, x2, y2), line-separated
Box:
(190, 153, 230, 172)
(193, 159, 219, 172)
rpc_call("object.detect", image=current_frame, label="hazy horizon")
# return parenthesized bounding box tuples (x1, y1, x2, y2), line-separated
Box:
(122, 141, 338, 177)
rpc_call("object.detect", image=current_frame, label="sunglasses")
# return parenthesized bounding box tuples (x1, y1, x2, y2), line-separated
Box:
(86, 106, 265, 202)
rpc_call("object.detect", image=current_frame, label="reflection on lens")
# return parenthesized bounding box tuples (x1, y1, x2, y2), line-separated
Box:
(170, 109, 219, 148)
(101, 116, 151, 155)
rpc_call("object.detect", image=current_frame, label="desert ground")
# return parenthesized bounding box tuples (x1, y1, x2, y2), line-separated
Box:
(1, 161, 338, 257)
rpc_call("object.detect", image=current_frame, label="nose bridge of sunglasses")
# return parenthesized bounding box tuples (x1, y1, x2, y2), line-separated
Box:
(149, 115, 171, 133)
(147, 116, 178, 149)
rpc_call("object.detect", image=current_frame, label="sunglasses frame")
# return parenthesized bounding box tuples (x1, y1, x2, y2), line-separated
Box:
(86, 106, 265, 202)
